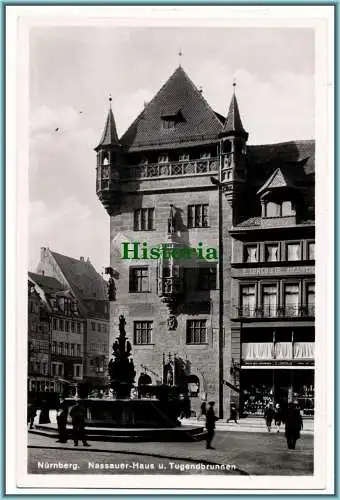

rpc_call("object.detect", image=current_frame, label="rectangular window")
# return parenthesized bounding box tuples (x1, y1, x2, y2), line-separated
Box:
(65, 321, 70, 332)
(74, 365, 81, 378)
(58, 342, 63, 355)
(287, 243, 300, 261)
(98, 324, 101, 333)
(77, 322, 80, 333)
(129, 267, 149, 292)
(52, 341, 57, 354)
(188, 204, 209, 228)
(58, 364, 63, 376)
(281, 200, 295, 216)
(308, 241, 315, 260)
(71, 321, 75, 333)
(134, 321, 153, 345)
(59, 319, 64, 330)
(197, 266, 217, 290)
(134, 208, 155, 231)
(91, 322, 95, 330)
(70, 344, 75, 356)
(244, 245, 258, 263)
(65, 343, 69, 355)
(284, 284, 300, 316)
(307, 284, 315, 316)
(76, 344, 81, 356)
(262, 285, 277, 317)
(265, 244, 279, 262)
(51, 363, 57, 376)
(42, 363, 47, 375)
(52, 318, 57, 330)
(240, 286, 256, 317)
(186, 320, 207, 344)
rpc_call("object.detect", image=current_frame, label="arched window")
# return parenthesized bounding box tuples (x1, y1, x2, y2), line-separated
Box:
(102, 157, 109, 166)
(266, 201, 280, 217)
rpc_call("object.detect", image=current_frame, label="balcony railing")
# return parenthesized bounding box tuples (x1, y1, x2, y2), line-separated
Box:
(236, 305, 315, 319)
(123, 158, 219, 180)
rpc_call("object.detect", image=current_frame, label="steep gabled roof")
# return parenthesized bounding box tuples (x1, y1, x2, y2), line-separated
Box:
(28, 272, 65, 293)
(95, 106, 120, 150)
(257, 166, 298, 195)
(50, 252, 107, 303)
(120, 66, 224, 150)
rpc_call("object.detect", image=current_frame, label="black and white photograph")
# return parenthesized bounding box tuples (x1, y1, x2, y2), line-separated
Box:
(6, 5, 334, 494)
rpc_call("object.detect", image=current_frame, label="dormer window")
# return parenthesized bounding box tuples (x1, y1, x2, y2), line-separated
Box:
(161, 108, 183, 131)
(162, 119, 175, 130)
(264, 200, 295, 218)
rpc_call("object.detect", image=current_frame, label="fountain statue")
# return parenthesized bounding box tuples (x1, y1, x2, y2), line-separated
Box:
(108, 315, 136, 399)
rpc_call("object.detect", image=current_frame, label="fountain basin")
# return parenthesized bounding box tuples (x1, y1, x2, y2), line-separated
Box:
(64, 398, 180, 428)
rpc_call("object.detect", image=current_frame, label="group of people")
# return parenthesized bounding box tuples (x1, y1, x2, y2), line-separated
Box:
(264, 402, 303, 449)
(28, 400, 90, 447)
(203, 400, 303, 451)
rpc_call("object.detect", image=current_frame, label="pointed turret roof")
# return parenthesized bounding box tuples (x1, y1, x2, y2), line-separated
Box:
(222, 91, 248, 139)
(120, 66, 224, 150)
(95, 100, 120, 151)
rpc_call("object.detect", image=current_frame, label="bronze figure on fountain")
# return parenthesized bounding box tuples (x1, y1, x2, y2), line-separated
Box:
(108, 315, 136, 399)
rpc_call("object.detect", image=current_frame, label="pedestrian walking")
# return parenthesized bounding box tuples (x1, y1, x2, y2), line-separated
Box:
(56, 401, 68, 443)
(27, 402, 37, 429)
(205, 401, 218, 449)
(38, 400, 51, 424)
(264, 403, 275, 432)
(69, 401, 90, 447)
(227, 404, 238, 424)
(274, 403, 283, 433)
(285, 402, 303, 450)
(198, 401, 207, 420)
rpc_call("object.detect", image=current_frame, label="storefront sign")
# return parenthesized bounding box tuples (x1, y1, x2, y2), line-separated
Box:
(232, 266, 314, 278)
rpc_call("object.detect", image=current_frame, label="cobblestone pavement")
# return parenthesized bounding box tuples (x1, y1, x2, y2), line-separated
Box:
(28, 430, 313, 476)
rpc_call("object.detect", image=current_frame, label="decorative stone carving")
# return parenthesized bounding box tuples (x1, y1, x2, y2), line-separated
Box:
(167, 315, 178, 330)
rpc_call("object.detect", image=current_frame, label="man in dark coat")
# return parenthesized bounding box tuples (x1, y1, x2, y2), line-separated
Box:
(285, 402, 303, 449)
(27, 402, 37, 429)
(205, 401, 218, 449)
(56, 401, 68, 443)
(69, 401, 90, 447)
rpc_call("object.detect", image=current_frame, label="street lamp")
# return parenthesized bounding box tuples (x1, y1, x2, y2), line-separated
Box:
(210, 141, 224, 419)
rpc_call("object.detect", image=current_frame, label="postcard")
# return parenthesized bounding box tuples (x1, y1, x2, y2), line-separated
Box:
(6, 4, 334, 494)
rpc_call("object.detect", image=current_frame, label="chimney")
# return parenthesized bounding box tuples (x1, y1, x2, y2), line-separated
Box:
(86, 257, 91, 263)
(80, 256, 85, 262)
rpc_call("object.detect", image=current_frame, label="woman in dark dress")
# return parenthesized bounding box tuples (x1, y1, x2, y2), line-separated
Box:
(285, 403, 303, 449)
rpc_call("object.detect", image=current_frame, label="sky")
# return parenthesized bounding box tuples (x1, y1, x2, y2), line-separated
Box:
(29, 26, 315, 273)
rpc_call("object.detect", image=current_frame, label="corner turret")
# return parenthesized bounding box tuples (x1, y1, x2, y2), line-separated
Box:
(95, 96, 121, 214)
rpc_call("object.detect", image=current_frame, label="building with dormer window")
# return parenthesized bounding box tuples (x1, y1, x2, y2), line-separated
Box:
(95, 66, 315, 418)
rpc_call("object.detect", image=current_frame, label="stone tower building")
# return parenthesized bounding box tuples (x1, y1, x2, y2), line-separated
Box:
(96, 66, 315, 419)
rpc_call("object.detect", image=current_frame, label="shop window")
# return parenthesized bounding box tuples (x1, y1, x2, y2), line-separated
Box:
(286, 243, 301, 261)
(186, 320, 207, 344)
(265, 244, 279, 262)
(129, 267, 149, 293)
(134, 321, 153, 345)
(134, 208, 155, 231)
(240, 285, 256, 317)
(244, 245, 258, 263)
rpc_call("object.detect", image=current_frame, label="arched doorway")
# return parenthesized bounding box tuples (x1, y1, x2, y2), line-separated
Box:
(138, 373, 152, 386)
